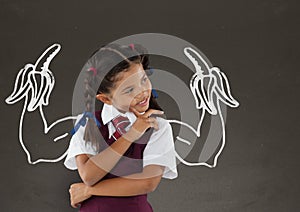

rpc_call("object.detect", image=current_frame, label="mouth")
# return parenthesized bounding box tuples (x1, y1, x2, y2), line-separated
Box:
(136, 97, 149, 106)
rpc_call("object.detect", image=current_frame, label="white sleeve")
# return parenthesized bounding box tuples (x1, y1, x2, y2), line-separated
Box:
(64, 114, 98, 170)
(143, 117, 178, 179)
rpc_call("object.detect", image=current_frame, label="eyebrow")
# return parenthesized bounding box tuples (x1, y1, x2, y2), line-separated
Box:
(121, 73, 147, 92)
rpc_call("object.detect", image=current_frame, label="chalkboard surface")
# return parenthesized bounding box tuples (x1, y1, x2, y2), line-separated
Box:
(1, 0, 299, 211)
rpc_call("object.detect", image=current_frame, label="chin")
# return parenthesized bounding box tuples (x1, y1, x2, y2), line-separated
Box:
(137, 107, 148, 113)
(134, 104, 149, 113)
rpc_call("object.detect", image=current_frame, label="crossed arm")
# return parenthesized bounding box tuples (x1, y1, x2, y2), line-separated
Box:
(69, 137, 165, 208)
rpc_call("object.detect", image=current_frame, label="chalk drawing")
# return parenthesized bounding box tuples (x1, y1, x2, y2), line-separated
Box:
(5, 43, 239, 168)
(168, 47, 239, 168)
(5, 44, 77, 164)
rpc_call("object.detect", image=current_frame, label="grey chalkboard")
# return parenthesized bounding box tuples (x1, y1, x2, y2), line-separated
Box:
(1, 0, 299, 211)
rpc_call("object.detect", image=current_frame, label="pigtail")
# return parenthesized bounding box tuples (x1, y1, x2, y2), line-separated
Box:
(81, 45, 134, 151)
(83, 67, 101, 151)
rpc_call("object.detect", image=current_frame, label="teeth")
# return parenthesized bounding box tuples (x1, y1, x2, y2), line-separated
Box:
(139, 98, 147, 104)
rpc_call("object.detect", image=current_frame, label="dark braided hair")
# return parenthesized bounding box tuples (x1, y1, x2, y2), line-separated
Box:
(83, 43, 162, 151)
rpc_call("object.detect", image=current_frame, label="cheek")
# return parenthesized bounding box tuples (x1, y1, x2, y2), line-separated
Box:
(115, 95, 133, 107)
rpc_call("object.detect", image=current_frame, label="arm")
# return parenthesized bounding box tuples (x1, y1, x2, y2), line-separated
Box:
(76, 135, 133, 186)
(69, 165, 165, 208)
(75, 109, 163, 186)
(89, 164, 165, 195)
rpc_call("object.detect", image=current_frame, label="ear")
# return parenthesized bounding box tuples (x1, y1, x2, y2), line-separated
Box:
(96, 93, 113, 105)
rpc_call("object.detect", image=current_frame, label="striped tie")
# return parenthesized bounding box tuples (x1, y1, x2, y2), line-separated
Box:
(111, 115, 131, 139)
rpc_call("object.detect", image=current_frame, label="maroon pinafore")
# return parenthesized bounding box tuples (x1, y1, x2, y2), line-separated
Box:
(79, 110, 154, 212)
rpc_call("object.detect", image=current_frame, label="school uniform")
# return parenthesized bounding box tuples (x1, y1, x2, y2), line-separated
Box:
(64, 103, 178, 211)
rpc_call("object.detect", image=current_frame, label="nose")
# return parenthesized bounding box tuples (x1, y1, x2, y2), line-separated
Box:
(133, 80, 151, 100)
(135, 90, 147, 100)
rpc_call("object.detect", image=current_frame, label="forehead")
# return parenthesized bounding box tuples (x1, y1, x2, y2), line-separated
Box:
(114, 63, 145, 88)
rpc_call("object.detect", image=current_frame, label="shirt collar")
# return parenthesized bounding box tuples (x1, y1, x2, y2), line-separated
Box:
(101, 103, 138, 125)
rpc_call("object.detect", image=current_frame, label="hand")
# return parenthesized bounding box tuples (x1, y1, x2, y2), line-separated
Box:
(123, 108, 164, 142)
(69, 182, 92, 208)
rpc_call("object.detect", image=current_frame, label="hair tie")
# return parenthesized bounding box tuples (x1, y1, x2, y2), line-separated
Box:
(70, 111, 101, 135)
(87, 67, 97, 76)
(152, 89, 158, 99)
(129, 43, 135, 50)
(149, 67, 154, 75)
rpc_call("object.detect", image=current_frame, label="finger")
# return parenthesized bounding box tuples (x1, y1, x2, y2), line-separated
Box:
(148, 118, 158, 129)
(70, 183, 79, 189)
(71, 202, 77, 208)
(143, 109, 164, 118)
(71, 204, 78, 209)
(145, 117, 156, 122)
(130, 107, 141, 117)
(71, 199, 81, 208)
(151, 121, 159, 131)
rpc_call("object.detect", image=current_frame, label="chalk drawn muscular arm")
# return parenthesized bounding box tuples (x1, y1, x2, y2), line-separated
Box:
(5, 44, 77, 164)
(167, 47, 239, 168)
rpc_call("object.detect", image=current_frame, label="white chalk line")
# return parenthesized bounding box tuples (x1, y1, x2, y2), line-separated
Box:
(5, 43, 77, 164)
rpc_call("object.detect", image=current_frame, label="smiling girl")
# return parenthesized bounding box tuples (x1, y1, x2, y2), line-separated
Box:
(64, 43, 178, 211)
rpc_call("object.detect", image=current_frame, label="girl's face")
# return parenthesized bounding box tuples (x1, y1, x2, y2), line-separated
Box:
(97, 63, 152, 114)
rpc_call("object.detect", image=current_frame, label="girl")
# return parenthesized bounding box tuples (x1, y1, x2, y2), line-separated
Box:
(64, 43, 178, 211)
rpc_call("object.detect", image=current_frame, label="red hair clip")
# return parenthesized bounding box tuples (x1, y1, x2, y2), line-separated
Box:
(87, 67, 97, 76)
(129, 43, 135, 50)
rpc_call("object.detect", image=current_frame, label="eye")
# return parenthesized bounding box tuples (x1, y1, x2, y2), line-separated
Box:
(124, 88, 134, 94)
(142, 76, 148, 83)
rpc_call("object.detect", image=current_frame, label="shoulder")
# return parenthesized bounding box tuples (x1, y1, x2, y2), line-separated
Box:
(149, 116, 173, 141)
(143, 116, 178, 179)
(155, 116, 172, 132)
(64, 113, 99, 170)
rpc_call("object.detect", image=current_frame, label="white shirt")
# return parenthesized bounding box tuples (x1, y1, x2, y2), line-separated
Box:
(64, 103, 178, 179)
